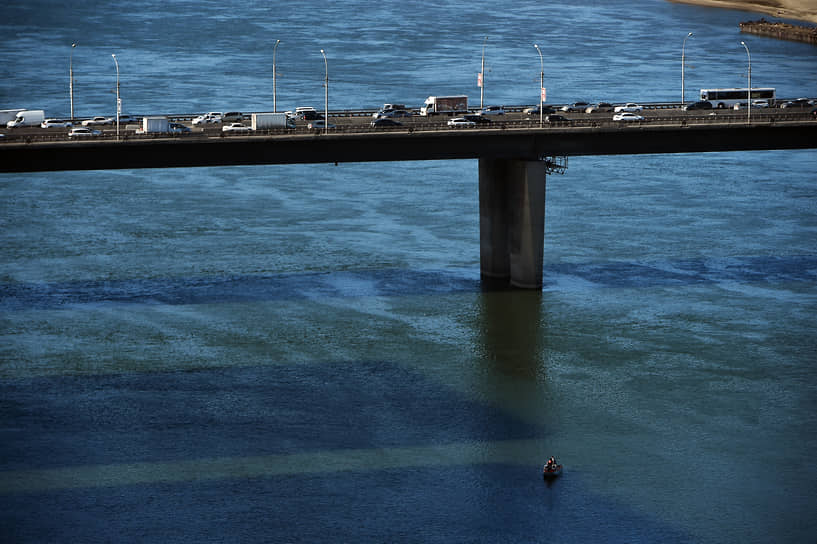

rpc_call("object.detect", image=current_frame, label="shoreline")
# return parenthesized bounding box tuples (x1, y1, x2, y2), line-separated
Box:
(668, 0, 817, 24)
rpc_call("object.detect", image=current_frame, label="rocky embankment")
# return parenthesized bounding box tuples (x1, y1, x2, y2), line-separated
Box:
(740, 19, 817, 44)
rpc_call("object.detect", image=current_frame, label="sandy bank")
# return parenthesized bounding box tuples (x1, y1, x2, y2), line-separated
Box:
(669, 0, 817, 24)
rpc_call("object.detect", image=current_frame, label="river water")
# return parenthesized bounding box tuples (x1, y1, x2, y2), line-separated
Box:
(1, 0, 816, 542)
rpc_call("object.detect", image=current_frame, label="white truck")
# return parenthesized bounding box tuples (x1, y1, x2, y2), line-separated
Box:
(137, 116, 170, 133)
(6, 109, 45, 128)
(419, 96, 468, 116)
(0, 109, 25, 125)
(251, 112, 296, 130)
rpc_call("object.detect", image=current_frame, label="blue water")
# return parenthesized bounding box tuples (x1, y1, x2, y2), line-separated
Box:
(1, 1, 816, 542)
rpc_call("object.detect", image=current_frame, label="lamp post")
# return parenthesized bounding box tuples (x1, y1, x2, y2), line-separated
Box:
(320, 49, 328, 135)
(111, 54, 120, 140)
(273, 39, 280, 112)
(741, 41, 751, 123)
(682, 32, 692, 106)
(534, 44, 544, 128)
(479, 36, 488, 109)
(69, 43, 77, 120)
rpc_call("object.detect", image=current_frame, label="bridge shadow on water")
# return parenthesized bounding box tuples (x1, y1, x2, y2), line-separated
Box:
(0, 257, 730, 542)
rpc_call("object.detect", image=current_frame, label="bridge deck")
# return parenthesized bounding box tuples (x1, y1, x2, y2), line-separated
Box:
(1, 120, 815, 173)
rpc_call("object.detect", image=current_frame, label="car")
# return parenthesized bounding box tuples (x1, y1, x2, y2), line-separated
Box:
(462, 114, 492, 125)
(307, 120, 336, 129)
(373, 109, 408, 119)
(299, 110, 324, 120)
(544, 114, 569, 123)
(192, 112, 223, 125)
(169, 122, 191, 133)
(780, 98, 811, 108)
(524, 105, 556, 115)
(81, 116, 113, 126)
(447, 117, 476, 127)
(370, 118, 403, 127)
(478, 106, 505, 115)
(221, 122, 252, 133)
(295, 106, 322, 119)
(68, 127, 101, 137)
(222, 111, 243, 122)
(41, 119, 73, 128)
(613, 112, 645, 122)
(614, 103, 643, 113)
(683, 100, 713, 111)
(585, 102, 613, 113)
(116, 114, 137, 124)
(560, 101, 589, 112)
(732, 102, 748, 110)
(752, 99, 770, 108)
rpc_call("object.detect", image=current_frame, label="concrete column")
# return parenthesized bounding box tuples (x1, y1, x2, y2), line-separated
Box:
(479, 158, 546, 289)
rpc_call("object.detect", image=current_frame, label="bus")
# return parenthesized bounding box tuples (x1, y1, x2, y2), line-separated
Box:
(699, 88, 776, 109)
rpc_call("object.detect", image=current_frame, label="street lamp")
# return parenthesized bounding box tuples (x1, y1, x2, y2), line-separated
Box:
(480, 36, 488, 109)
(111, 54, 120, 140)
(69, 43, 77, 120)
(682, 32, 692, 106)
(741, 41, 751, 123)
(320, 49, 328, 135)
(534, 44, 544, 128)
(273, 39, 280, 112)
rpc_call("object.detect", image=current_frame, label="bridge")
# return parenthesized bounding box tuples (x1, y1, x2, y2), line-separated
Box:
(2, 107, 815, 289)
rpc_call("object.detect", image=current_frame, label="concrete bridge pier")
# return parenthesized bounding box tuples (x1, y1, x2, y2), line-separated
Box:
(479, 158, 546, 289)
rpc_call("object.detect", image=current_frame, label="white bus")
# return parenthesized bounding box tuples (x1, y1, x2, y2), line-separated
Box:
(699, 88, 776, 108)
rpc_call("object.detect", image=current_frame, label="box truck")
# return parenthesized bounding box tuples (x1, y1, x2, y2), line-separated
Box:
(138, 116, 170, 133)
(6, 109, 45, 128)
(419, 96, 468, 116)
(251, 112, 296, 130)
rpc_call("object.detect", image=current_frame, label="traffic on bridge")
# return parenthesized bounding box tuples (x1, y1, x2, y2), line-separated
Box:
(2, 94, 816, 144)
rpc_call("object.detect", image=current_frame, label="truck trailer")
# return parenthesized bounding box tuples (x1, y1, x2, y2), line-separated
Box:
(419, 96, 468, 116)
(251, 112, 296, 130)
(6, 110, 45, 128)
(138, 116, 170, 133)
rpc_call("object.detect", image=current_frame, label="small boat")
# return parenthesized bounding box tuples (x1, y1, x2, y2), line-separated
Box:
(542, 464, 563, 479)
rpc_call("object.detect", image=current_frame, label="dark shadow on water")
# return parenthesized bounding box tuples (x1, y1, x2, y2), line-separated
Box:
(476, 289, 545, 380)
(1, 255, 814, 310)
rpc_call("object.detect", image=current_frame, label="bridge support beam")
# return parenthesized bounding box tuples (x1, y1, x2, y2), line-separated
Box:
(479, 158, 546, 289)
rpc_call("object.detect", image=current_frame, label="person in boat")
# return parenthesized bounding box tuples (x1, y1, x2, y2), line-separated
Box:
(544, 456, 557, 472)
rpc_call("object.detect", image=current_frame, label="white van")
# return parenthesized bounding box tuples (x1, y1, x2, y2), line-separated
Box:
(7, 110, 45, 128)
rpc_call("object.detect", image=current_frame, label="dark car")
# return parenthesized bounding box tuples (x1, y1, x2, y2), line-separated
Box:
(169, 122, 191, 133)
(298, 110, 324, 120)
(683, 100, 713, 111)
(524, 105, 556, 115)
(780, 98, 811, 108)
(222, 111, 243, 122)
(462, 114, 492, 125)
(585, 102, 614, 113)
(370, 118, 403, 127)
(545, 114, 569, 124)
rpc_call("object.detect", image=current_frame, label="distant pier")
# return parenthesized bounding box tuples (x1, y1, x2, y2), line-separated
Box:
(740, 19, 817, 45)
